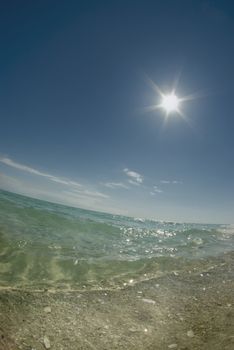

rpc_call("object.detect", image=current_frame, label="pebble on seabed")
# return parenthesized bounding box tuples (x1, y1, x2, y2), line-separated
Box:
(142, 298, 156, 305)
(43, 336, 51, 349)
(187, 330, 194, 337)
(168, 344, 178, 349)
(43, 306, 51, 313)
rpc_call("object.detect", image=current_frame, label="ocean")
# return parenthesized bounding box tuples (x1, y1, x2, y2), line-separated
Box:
(0, 189, 234, 349)
(0, 189, 233, 290)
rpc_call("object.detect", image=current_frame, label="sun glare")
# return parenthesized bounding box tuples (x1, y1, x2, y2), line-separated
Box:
(161, 93, 180, 114)
(145, 76, 198, 123)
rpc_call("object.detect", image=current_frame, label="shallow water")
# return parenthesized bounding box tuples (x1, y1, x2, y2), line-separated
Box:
(0, 190, 234, 349)
(0, 189, 233, 290)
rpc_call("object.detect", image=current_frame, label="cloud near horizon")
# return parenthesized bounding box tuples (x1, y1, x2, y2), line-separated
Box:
(69, 188, 109, 199)
(0, 156, 110, 203)
(0, 156, 82, 188)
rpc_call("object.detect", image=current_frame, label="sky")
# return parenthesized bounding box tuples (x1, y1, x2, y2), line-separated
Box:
(0, 0, 234, 223)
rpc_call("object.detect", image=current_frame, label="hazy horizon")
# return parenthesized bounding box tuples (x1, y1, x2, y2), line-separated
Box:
(0, 187, 231, 226)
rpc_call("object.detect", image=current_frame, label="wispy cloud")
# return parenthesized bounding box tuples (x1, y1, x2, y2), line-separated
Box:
(160, 180, 183, 184)
(153, 186, 163, 193)
(0, 155, 110, 203)
(0, 156, 82, 187)
(150, 185, 163, 196)
(128, 179, 141, 186)
(160, 180, 170, 184)
(172, 180, 183, 184)
(123, 168, 143, 186)
(103, 182, 129, 189)
(69, 189, 109, 199)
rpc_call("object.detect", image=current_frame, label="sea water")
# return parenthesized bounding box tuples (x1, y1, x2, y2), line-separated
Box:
(0, 189, 233, 290)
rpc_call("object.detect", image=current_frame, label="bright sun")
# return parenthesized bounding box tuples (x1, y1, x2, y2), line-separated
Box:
(161, 93, 180, 114)
(145, 77, 197, 122)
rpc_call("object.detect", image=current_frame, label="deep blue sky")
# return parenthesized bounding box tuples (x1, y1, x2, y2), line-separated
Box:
(0, 0, 234, 223)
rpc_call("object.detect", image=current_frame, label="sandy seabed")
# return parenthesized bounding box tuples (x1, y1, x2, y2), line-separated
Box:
(0, 252, 233, 350)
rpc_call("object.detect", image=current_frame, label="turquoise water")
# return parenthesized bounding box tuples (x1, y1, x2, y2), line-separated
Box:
(0, 189, 233, 290)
